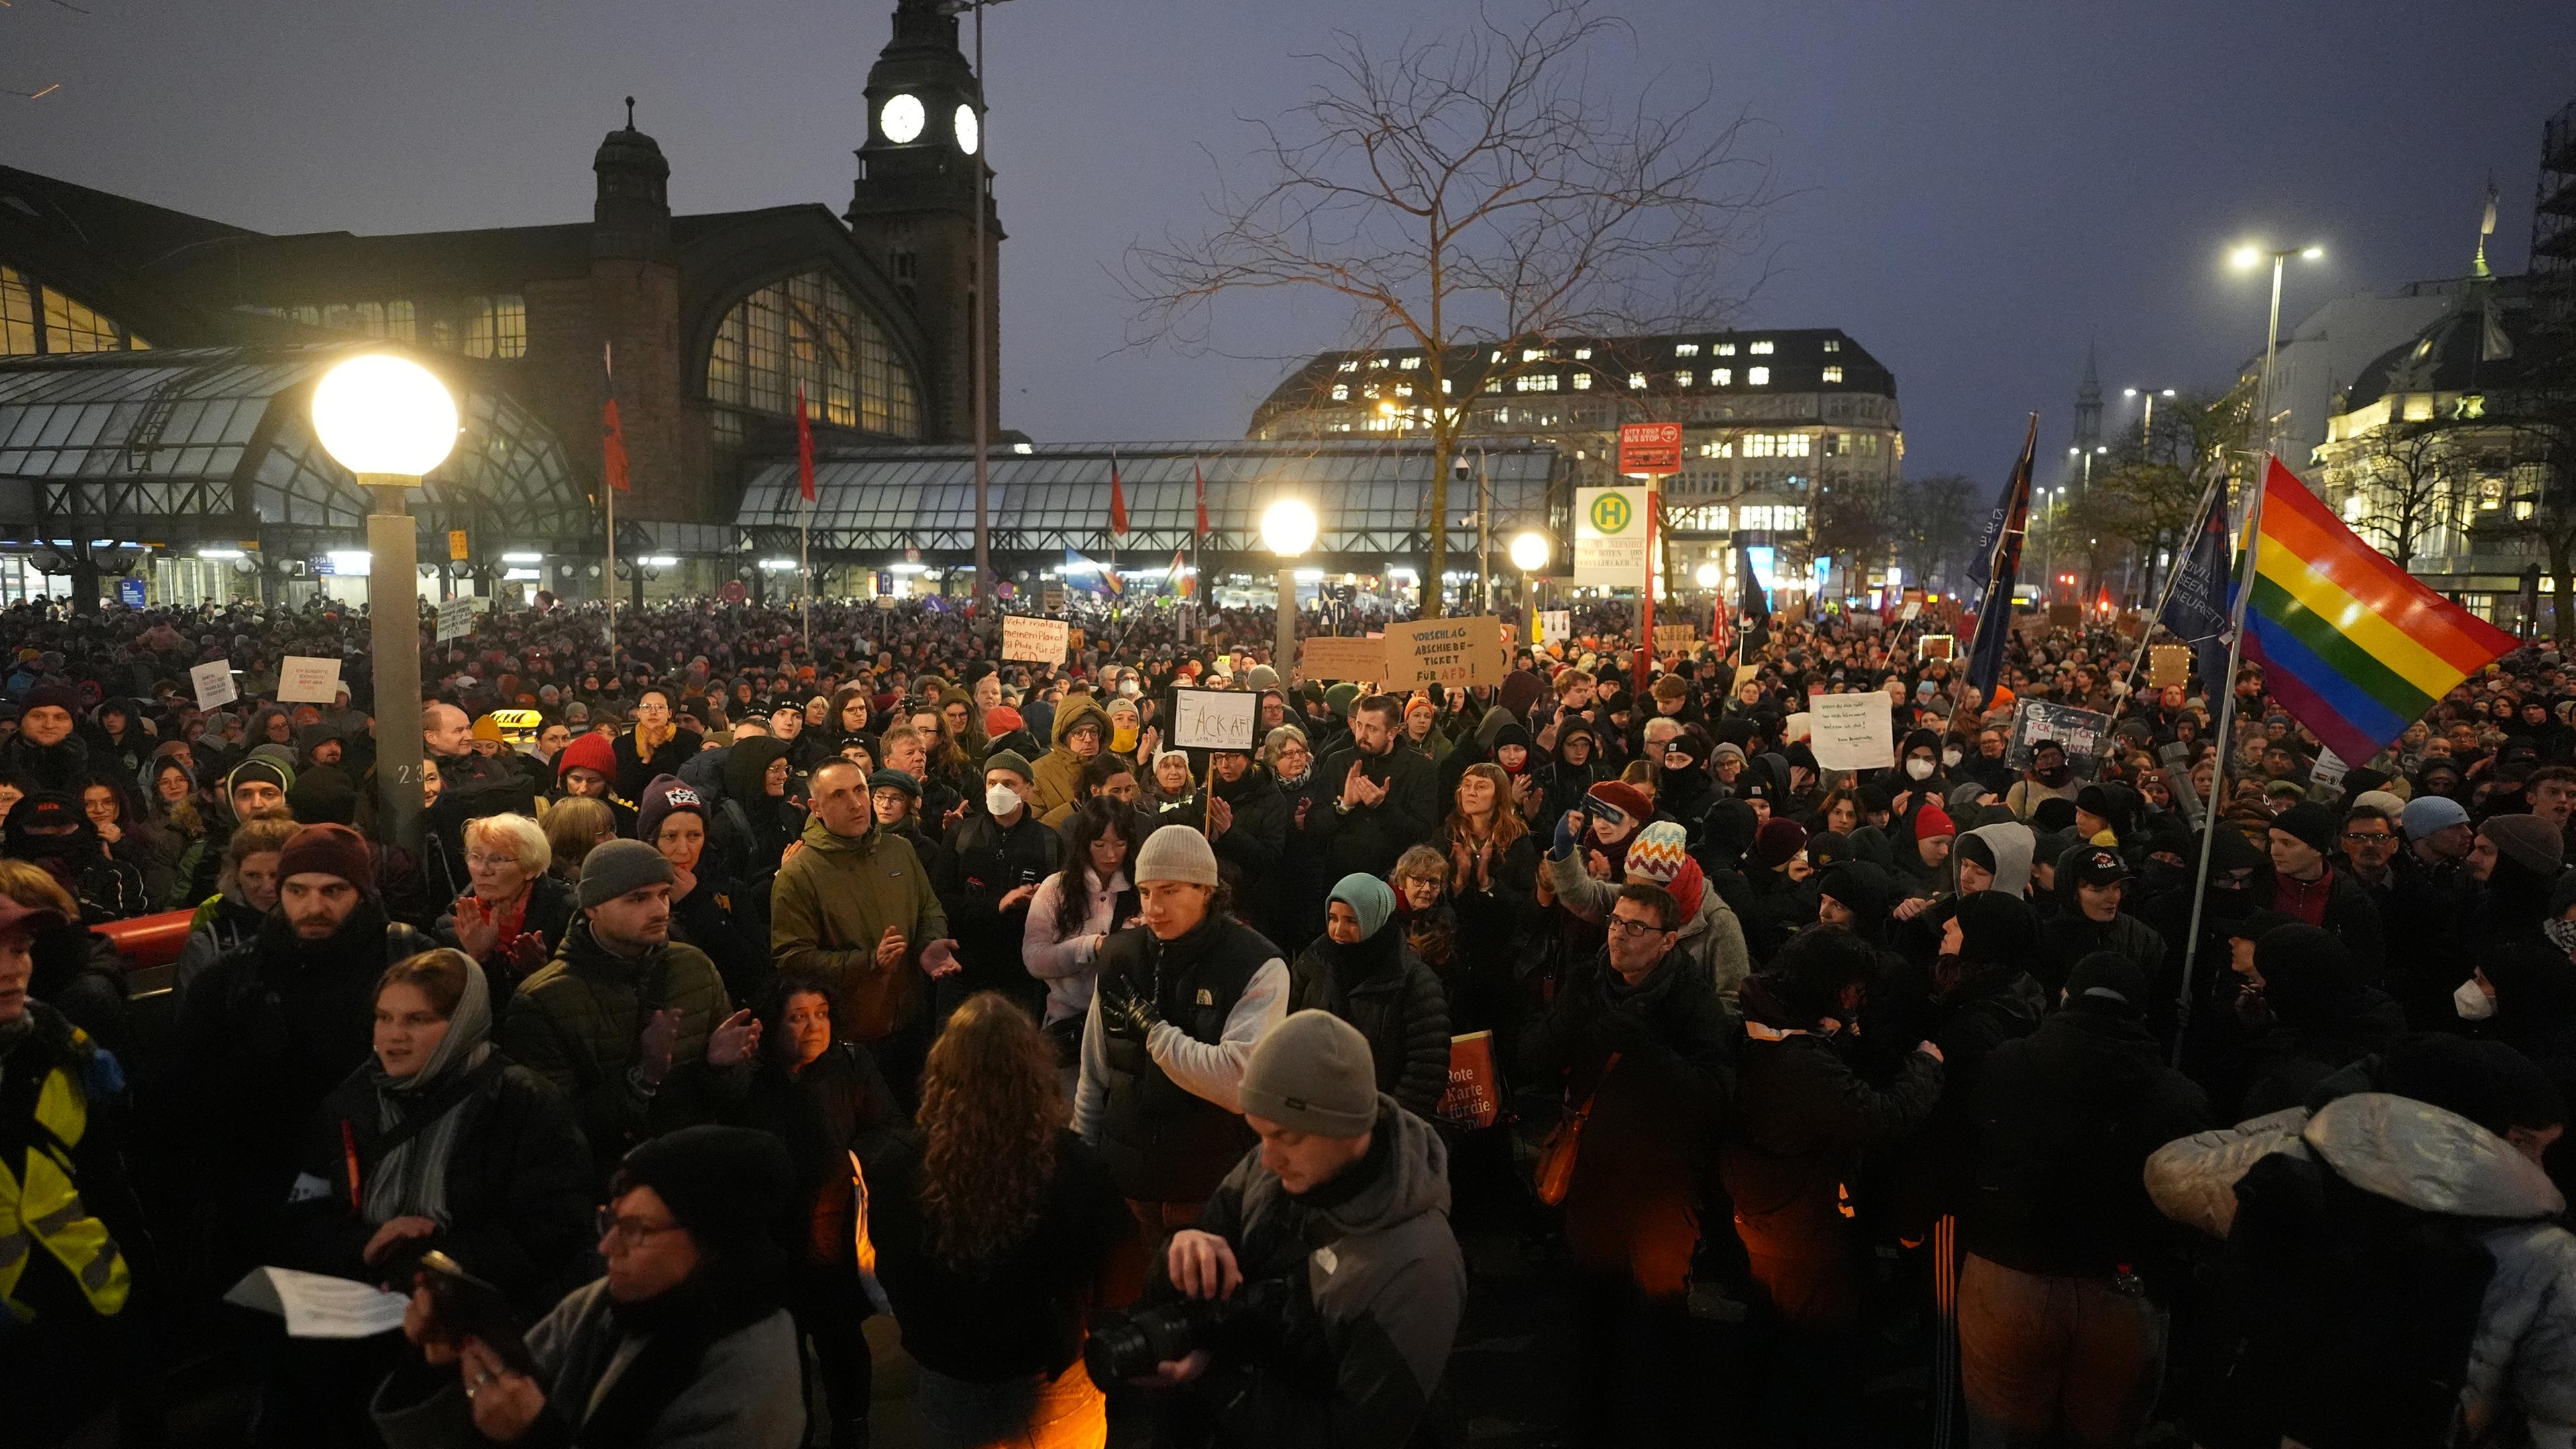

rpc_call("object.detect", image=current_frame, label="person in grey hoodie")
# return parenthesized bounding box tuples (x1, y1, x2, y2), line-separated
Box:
(1144, 1010, 1466, 1449)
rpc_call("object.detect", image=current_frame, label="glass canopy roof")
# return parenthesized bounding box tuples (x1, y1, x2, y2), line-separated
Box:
(0, 344, 590, 551)
(734, 439, 1562, 560)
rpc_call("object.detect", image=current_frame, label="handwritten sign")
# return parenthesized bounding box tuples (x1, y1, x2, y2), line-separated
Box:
(1919, 633, 1954, 661)
(1299, 635, 1385, 682)
(190, 659, 238, 710)
(1001, 615, 1071, 664)
(2150, 644, 2192, 690)
(2008, 700, 2112, 780)
(1538, 610, 1570, 645)
(1809, 691, 1894, 773)
(277, 655, 342, 704)
(435, 596, 476, 642)
(1386, 614, 1505, 689)
(1652, 624, 1697, 653)
(1169, 687, 1258, 751)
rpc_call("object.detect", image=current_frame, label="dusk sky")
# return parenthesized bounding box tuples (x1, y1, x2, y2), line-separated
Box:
(10, 0, 2575, 484)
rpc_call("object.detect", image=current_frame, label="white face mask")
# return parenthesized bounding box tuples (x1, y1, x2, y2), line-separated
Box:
(1118, 680, 1141, 698)
(2453, 977, 2496, 1021)
(1943, 748, 1964, 767)
(985, 783, 1022, 816)
(1905, 758, 1935, 781)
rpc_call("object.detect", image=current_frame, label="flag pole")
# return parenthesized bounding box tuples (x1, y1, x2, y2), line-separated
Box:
(2110, 467, 2228, 722)
(602, 345, 617, 667)
(2171, 453, 2271, 1065)
(801, 499, 812, 661)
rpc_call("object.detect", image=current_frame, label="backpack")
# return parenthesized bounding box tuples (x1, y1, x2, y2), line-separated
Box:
(2201, 1147, 2497, 1449)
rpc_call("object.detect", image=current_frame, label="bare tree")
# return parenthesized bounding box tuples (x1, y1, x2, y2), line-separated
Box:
(2341, 420, 2464, 574)
(1892, 472, 1979, 591)
(1124, 0, 1779, 614)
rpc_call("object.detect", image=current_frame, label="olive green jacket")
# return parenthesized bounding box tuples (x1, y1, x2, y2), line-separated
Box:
(770, 816, 947, 1039)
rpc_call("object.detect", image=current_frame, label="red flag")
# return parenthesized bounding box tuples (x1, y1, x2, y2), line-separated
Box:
(1194, 458, 1209, 535)
(1109, 450, 1128, 535)
(795, 385, 816, 503)
(600, 344, 631, 493)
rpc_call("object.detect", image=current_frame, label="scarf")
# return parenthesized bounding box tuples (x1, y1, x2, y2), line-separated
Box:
(362, 959, 495, 1227)
(566, 1258, 789, 1447)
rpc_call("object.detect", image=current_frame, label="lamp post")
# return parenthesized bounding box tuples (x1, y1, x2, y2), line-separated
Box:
(311, 354, 458, 857)
(1509, 529, 1550, 649)
(1695, 559, 1722, 639)
(2230, 242, 2325, 467)
(2121, 386, 2180, 464)
(941, 0, 1014, 609)
(1262, 498, 1318, 678)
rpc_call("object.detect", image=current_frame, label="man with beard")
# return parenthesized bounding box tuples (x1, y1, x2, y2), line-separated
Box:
(1305, 695, 1440, 905)
(175, 823, 434, 1273)
(0, 684, 93, 794)
(2, 791, 148, 922)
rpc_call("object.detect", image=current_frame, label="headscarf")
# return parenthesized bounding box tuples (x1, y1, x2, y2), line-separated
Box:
(1328, 873, 1395, 939)
(362, 957, 496, 1227)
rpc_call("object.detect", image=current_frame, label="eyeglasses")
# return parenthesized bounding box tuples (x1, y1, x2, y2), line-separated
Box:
(463, 853, 522, 869)
(596, 1207, 685, 1249)
(2340, 831, 2394, 845)
(1607, 917, 1669, 939)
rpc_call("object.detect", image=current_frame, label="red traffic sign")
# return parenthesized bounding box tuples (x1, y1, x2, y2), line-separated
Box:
(721, 580, 747, 604)
(1617, 422, 1682, 476)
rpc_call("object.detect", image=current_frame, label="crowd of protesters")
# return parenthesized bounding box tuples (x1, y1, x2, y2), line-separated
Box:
(1, 584, 2573, 1449)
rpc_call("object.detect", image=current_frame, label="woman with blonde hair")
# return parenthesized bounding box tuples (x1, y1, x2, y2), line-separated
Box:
(869, 992, 1127, 1449)
(537, 796, 617, 887)
(436, 813, 576, 1002)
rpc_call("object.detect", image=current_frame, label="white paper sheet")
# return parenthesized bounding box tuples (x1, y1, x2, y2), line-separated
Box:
(225, 1266, 410, 1339)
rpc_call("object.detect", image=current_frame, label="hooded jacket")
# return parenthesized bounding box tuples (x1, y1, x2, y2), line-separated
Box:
(1030, 696, 1111, 820)
(769, 814, 947, 1041)
(1956, 820, 2035, 898)
(2145, 1093, 2576, 1449)
(1148, 1102, 1466, 1449)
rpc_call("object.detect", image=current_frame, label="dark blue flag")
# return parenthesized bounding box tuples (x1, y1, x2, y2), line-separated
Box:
(1965, 416, 2037, 694)
(2160, 482, 2233, 693)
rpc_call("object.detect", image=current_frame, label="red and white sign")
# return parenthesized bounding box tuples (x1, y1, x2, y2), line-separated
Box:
(720, 580, 748, 604)
(1617, 421, 1682, 476)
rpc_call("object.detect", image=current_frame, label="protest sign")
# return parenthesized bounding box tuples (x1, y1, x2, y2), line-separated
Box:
(1918, 633, 1955, 661)
(1385, 614, 1505, 688)
(1784, 710, 1813, 743)
(2150, 644, 2192, 689)
(1809, 691, 1894, 772)
(1652, 624, 1697, 653)
(2308, 745, 2349, 792)
(1001, 615, 1071, 663)
(1169, 688, 1258, 751)
(2047, 602, 2082, 632)
(2007, 699, 2112, 780)
(1538, 610, 1570, 645)
(435, 596, 475, 643)
(277, 656, 342, 704)
(1436, 1032, 1502, 1130)
(1299, 635, 1385, 682)
(190, 659, 237, 710)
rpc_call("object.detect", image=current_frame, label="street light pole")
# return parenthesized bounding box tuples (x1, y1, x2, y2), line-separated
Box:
(1262, 498, 1318, 680)
(970, 0, 990, 610)
(311, 354, 458, 859)
(2232, 241, 2323, 476)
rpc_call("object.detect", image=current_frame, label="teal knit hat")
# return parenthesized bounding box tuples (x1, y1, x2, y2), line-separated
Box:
(1328, 872, 1395, 939)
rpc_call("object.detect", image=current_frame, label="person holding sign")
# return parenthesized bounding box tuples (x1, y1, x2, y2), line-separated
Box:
(1304, 696, 1440, 925)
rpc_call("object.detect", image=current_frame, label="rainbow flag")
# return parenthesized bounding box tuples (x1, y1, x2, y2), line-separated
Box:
(2244, 457, 2516, 765)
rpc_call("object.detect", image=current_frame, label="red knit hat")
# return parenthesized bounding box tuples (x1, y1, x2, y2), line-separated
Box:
(1915, 803, 1956, 841)
(555, 729, 616, 786)
(1582, 780, 1654, 830)
(985, 706, 1025, 737)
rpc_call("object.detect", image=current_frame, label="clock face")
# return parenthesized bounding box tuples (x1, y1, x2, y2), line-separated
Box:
(955, 103, 980, 156)
(879, 93, 925, 145)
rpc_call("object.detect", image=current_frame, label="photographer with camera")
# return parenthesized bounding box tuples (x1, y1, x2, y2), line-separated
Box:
(1116, 1009, 1465, 1449)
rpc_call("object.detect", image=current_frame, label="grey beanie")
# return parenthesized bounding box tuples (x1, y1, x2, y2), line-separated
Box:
(1134, 824, 1220, 887)
(1246, 664, 1279, 692)
(580, 837, 678, 908)
(2480, 812, 2565, 877)
(1239, 1010, 1379, 1138)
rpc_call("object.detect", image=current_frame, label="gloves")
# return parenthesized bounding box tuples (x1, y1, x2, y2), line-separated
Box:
(1551, 809, 1587, 860)
(1100, 976, 1164, 1039)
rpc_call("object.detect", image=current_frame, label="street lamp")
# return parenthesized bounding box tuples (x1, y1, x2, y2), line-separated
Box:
(311, 353, 458, 857)
(2231, 241, 2326, 463)
(1261, 498, 1318, 674)
(1509, 529, 1550, 645)
(938, 0, 1014, 609)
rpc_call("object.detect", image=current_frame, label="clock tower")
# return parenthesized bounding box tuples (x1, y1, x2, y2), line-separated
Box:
(846, 0, 1000, 445)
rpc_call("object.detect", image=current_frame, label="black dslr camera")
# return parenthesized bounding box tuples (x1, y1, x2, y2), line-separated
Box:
(1084, 1275, 1295, 1388)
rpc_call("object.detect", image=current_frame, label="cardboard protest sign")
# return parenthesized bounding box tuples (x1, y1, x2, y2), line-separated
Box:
(2149, 644, 2192, 689)
(1001, 615, 1071, 663)
(1918, 633, 1955, 662)
(190, 659, 238, 710)
(2047, 602, 2082, 632)
(1809, 691, 1894, 772)
(277, 656, 342, 704)
(1169, 688, 1258, 750)
(1299, 635, 1385, 682)
(1385, 615, 1505, 689)
(1652, 624, 1697, 653)
(2006, 699, 2112, 780)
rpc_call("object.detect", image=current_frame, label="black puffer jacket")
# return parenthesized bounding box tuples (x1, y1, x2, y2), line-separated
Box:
(1521, 946, 1737, 1227)
(1288, 928, 1452, 1120)
(1211, 767, 1291, 948)
(2224, 923, 2409, 1120)
(274, 1052, 596, 1311)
